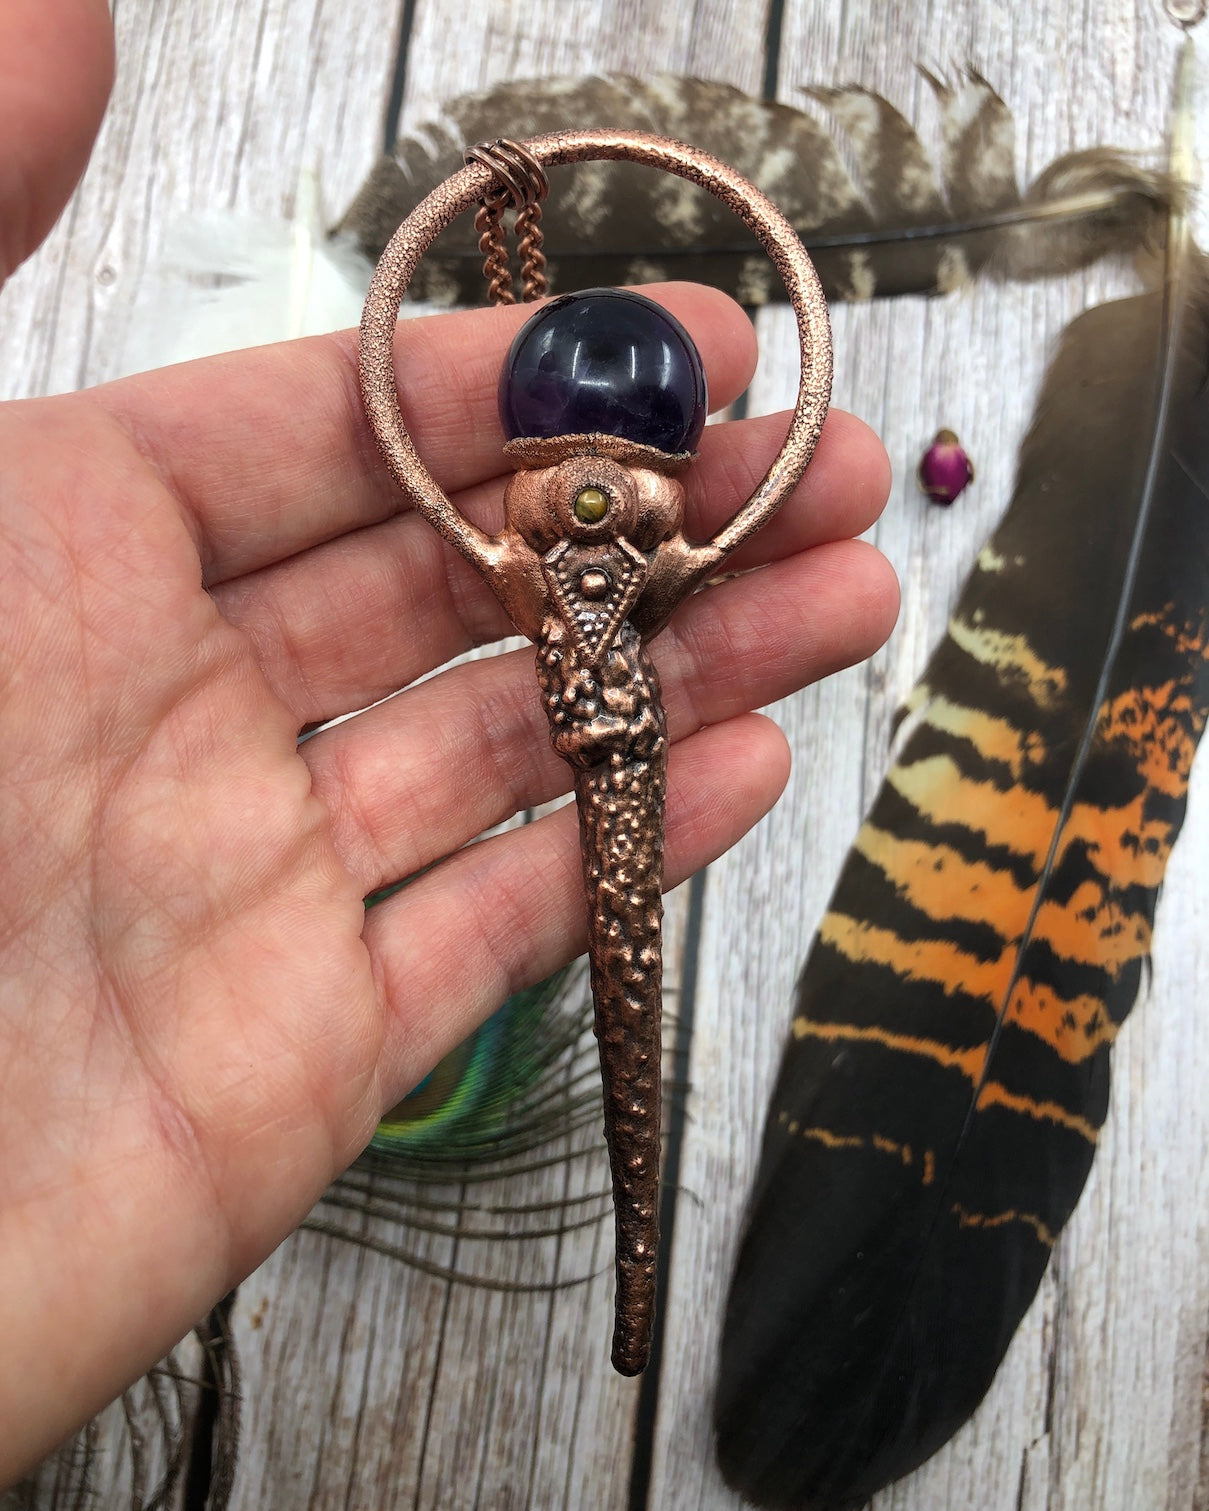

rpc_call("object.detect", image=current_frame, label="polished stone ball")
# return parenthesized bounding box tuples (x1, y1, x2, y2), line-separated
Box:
(499, 288, 708, 453)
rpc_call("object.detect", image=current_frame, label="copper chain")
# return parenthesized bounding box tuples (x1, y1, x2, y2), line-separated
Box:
(464, 138, 550, 305)
(472, 194, 516, 305)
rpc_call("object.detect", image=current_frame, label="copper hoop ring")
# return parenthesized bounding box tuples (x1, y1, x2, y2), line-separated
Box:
(359, 129, 832, 571)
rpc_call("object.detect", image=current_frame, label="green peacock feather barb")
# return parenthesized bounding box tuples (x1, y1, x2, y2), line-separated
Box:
(357, 129, 830, 1373)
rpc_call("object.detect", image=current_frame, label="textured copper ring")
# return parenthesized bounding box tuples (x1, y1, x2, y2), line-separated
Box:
(359, 129, 832, 1376)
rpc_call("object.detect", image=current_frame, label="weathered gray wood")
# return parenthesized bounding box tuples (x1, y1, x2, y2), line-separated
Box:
(6, 0, 1209, 1507)
(0, 0, 399, 401)
(651, 5, 1209, 1510)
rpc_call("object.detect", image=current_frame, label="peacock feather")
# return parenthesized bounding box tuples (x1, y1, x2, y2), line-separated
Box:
(4, 1301, 240, 1511)
(369, 972, 572, 1157)
(304, 963, 643, 1286)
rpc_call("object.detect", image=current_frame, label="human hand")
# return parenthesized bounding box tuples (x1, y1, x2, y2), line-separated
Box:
(0, 0, 898, 1475)
(0, 284, 895, 1482)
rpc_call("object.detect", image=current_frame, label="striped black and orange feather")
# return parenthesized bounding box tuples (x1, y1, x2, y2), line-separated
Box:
(715, 88, 1209, 1511)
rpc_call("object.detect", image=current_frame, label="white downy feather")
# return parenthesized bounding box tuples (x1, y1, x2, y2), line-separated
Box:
(117, 172, 375, 376)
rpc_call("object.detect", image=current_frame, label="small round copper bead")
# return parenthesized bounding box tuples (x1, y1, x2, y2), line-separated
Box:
(580, 568, 611, 599)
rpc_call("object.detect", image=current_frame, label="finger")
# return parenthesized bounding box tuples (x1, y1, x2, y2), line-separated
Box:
(0, 0, 113, 281)
(214, 407, 890, 723)
(301, 537, 898, 893)
(89, 284, 758, 582)
(365, 712, 791, 1096)
(689, 404, 892, 572)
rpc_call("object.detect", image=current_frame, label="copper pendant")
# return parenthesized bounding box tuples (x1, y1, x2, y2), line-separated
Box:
(359, 129, 832, 1374)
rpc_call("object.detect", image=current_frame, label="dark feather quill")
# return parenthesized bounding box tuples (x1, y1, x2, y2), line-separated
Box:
(714, 58, 1209, 1509)
(337, 72, 1170, 304)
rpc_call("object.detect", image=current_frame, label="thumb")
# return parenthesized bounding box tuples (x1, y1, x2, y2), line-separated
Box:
(0, 0, 114, 284)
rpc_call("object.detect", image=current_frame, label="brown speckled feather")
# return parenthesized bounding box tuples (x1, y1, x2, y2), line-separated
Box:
(337, 72, 1170, 304)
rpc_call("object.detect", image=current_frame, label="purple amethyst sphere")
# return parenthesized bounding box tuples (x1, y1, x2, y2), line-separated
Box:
(499, 288, 708, 454)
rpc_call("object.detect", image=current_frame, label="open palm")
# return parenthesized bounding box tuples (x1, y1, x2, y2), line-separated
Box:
(0, 286, 894, 1480)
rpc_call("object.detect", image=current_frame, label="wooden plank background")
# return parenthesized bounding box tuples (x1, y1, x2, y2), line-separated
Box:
(3, 1, 1208, 1508)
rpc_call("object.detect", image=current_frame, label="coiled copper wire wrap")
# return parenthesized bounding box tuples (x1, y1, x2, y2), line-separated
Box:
(463, 138, 550, 304)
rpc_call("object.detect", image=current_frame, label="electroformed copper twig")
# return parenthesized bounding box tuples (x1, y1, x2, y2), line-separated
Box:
(358, 129, 832, 1375)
